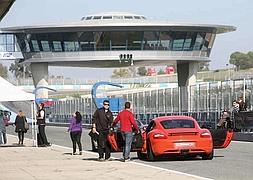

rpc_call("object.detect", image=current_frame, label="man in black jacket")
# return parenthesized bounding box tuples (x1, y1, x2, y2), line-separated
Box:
(92, 100, 113, 161)
(37, 103, 51, 147)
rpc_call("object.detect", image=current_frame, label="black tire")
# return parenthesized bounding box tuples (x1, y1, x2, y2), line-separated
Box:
(202, 150, 214, 160)
(147, 142, 156, 161)
(137, 151, 147, 160)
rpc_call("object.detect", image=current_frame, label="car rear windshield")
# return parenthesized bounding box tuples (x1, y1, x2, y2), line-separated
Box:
(160, 119, 195, 129)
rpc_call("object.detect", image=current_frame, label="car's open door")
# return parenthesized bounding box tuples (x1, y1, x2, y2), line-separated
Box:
(209, 129, 234, 149)
(107, 131, 123, 151)
(107, 131, 145, 151)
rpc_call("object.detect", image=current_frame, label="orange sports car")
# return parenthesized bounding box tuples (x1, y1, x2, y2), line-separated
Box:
(107, 115, 233, 161)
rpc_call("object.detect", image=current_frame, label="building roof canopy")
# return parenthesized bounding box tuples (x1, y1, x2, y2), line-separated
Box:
(1, 12, 236, 34)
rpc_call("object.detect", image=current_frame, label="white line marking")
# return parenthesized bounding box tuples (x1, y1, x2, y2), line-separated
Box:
(130, 161, 214, 180)
(233, 140, 253, 144)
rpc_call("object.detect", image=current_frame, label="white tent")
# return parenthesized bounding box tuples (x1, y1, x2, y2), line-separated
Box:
(0, 76, 34, 102)
(0, 76, 37, 146)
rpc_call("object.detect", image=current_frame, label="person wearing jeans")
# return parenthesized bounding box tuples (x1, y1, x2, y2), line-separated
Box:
(68, 111, 83, 155)
(112, 102, 140, 161)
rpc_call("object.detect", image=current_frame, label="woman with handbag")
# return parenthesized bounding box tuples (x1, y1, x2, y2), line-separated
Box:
(14, 110, 28, 145)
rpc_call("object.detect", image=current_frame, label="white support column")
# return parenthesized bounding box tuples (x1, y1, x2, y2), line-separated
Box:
(30, 63, 49, 99)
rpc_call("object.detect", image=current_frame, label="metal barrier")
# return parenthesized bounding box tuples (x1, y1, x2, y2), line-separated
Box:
(50, 78, 253, 127)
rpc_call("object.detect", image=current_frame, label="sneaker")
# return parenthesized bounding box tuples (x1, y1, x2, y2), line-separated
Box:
(79, 152, 82, 155)
(72, 152, 77, 155)
(98, 158, 105, 162)
(38, 144, 46, 147)
(124, 157, 131, 162)
(46, 143, 52, 147)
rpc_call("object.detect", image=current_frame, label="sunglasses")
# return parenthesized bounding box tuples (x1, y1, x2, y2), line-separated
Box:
(103, 103, 110, 106)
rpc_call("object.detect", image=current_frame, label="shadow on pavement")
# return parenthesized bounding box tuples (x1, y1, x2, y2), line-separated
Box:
(0, 143, 30, 147)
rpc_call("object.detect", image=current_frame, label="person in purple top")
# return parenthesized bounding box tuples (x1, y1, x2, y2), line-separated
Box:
(68, 111, 83, 155)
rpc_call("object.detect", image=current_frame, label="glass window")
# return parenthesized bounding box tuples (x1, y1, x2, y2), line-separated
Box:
(172, 40, 183, 51)
(134, 16, 141, 19)
(64, 41, 76, 51)
(85, 16, 92, 20)
(127, 31, 143, 50)
(48, 33, 63, 52)
(93, 16, 102, 20)
(171, 32, 187, 51)
(6, 34, 14, 44)
(193, 33, 205, 50)
(0, 34, 6, 44)
(36, 34, 51, 52)
(31, 40, 40, 52)
(94, 32, 110, 50)
(16, 34, 30, 52)
(52, 41, 62, 52)
(111, 32, 126, 50)
(0, 45, 6, 51)
(6, 45, 14, 52)
(202, 33, 212, 51)
(143, 31, 159, 50)
(103, 16, 112, 19)
(124, 16, 133, 19)
(41, 41, 50, 51)
(79, 32, 95, 51)
(0, 34, 14, 51)
(62, 32, 79, 51)
(158, 31, 172, 50)
(113, 16, 123, 19)
(160, 119, 195, 129)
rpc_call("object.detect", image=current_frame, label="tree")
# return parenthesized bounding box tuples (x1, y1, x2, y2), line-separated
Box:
(137, 67, 147, 76)
(9, 61, 32, 78)
(111, 68, 130, 78)
(229, 52, 251, 70)
(0, 63, 8, 78)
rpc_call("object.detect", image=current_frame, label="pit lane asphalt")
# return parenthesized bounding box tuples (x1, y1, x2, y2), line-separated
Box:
(6, 126, 253, 180)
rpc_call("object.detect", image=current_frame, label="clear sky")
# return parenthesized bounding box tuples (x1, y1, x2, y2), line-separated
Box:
(1, 0, 252, 79)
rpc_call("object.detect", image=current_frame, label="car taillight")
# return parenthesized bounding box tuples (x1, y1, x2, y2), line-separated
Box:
(153, 133, 167, 139)
(200, 132, 211, 138)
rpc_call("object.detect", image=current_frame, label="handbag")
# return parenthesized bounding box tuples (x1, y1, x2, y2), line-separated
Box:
(88, 130, 99, 141)
(24, 117, 29, 130)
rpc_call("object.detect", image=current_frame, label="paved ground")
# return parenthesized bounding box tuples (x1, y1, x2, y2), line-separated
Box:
(0, 134, 211, 180)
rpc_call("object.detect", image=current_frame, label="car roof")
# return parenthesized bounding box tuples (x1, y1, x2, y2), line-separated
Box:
(153, 116, 195, 122)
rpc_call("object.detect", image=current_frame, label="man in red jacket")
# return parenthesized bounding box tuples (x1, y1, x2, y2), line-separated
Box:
(112, 102, 139, 162)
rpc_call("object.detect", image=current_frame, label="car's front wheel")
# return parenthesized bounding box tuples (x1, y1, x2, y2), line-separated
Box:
(202, 150, 214, 160)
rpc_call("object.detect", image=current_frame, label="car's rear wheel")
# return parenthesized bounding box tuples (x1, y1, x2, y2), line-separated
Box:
(202, 150, 214, 160)
(147, 141, 156, 161)
(137, 151, 147, 160)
